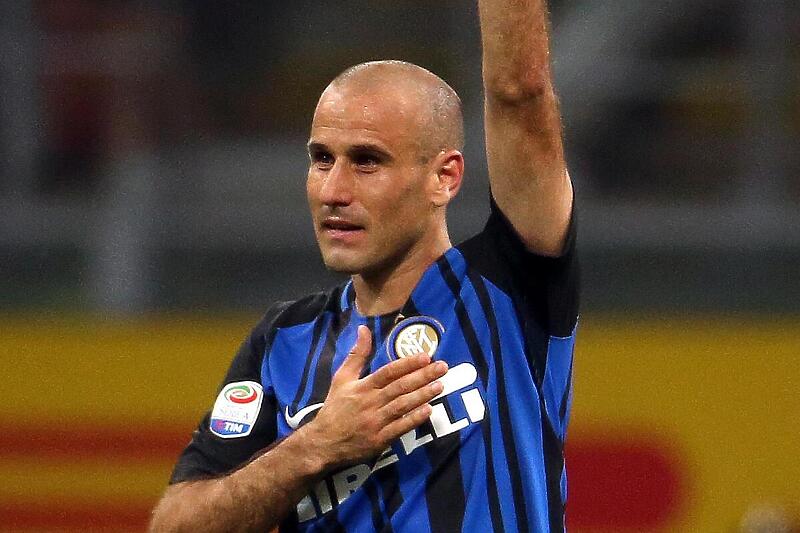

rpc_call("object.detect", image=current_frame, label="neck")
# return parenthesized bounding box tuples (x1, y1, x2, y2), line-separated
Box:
(352, 229, 451, 316)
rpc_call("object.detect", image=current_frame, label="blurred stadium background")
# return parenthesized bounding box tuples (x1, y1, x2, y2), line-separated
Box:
(1, 0, 798, 531)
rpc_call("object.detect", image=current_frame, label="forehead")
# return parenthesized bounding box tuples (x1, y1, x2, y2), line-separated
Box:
(310, 85, 422, 151)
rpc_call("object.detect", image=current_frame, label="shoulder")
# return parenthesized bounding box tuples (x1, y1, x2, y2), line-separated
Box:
(260, 290, 335, 328)
(458, 195, 577, 280)
(234, 285, 346, 372)
(254, 285, 344, 334)
(456, 195, 579, 337)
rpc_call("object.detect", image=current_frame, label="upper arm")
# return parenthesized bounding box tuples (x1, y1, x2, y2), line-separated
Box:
(169, 311, 281, 485)
(483, 82, 573, 257)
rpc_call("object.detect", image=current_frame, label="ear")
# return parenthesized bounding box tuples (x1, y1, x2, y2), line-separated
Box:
(429, 150, 464, 208)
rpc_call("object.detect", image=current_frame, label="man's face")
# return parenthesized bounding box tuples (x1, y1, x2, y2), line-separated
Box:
(306, 84, 437, 276)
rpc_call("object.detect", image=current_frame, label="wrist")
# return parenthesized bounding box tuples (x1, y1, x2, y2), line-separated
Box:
(286, 422, 335, 476)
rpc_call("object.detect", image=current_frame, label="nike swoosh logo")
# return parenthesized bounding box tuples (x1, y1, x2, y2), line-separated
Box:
(284, 402, 324, 430)
(282, 364, 477, 430)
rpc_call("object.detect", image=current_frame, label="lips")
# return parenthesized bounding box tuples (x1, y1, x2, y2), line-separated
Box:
(320, 217, 365, 241)
(322, 218, 363, 231)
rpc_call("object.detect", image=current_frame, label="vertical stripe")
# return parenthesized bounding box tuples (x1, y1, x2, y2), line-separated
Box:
(543, 333, 576, 441)
(437, 257, 490, 386)
(538, 330, 577, 531)
(363, 317, 391, 533)
(375, 313, 405, 531)
(340, 280, 353, 312)
(360, 317, 378, 379)
(374, 466, 404, 530)
(308, 308, 354, 405)
(319, 513, 347, 533)
(311, 310, 360, 529)
(290, 313, 330, 412)
(376, 313, 398, 367)
(437, 256, 504, 533)
(318, 477, 347, 533)
(558, 357, 574, 428)
(424, 399, 466, 533)
(469, 270, 531, 532)
(371, 310, 413, 533)
(364, 477, 385, 533)
(540, 409, 565, 533)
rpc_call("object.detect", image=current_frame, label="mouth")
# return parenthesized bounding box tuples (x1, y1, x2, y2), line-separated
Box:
(320, 217, 365, 240)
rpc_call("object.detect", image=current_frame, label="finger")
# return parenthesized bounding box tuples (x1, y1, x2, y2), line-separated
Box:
(381, 379, 444, 421)
(380, 360, 448, 401)
(380, 404, 433, 442)
(336, 325, 373, 380)
(367, 353, 432, 389)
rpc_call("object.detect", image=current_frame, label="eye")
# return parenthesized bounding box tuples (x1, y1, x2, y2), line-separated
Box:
(310, 150, 334, 169)
(353, 153, 381, 171)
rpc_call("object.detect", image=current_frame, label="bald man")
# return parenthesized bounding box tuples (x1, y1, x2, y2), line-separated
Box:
(151, 0, 577, 531)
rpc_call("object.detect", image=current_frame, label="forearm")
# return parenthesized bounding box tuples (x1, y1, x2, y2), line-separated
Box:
(479, 0, 553, 99)
(151, 329, 446, 532)
(478, 0, 571, 256)
(150, 426, 330, 533)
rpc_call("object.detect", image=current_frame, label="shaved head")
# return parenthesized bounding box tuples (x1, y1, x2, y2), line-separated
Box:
(323, 60, 464, 160)
(307, 60, 466, 281)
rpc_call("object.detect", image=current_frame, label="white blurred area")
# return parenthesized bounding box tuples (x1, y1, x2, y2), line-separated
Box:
(740, 503, 799, 533)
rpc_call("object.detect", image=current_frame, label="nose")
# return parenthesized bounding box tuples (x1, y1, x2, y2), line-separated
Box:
(316, 160, 354, 207)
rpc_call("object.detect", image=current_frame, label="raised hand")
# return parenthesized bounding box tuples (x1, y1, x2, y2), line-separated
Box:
(304, 325, 448, 468)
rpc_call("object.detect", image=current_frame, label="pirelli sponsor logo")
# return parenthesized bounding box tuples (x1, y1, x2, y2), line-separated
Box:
(295, 363, 484, 523)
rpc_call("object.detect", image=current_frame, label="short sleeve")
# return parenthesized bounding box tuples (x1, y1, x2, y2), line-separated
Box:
(168, 310, 282, 484)
(458, 194, 579, 337)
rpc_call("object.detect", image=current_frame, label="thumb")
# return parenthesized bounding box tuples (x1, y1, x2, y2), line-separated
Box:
(337, 325, 373, 380)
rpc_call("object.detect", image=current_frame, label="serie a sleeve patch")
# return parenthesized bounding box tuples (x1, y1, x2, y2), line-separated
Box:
(209, 381, 264, 439)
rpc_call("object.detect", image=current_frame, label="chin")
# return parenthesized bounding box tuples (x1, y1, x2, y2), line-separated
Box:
(320, 252, 364, 275)
(324, 262, 359, 275)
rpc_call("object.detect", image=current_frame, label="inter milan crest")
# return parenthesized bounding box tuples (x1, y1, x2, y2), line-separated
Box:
(386, 316, 445, 360)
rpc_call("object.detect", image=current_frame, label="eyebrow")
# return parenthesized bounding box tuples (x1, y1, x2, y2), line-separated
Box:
(306, 141, 327, 154)
(307, 142, 394, 161)
(348, 144, 393, 160)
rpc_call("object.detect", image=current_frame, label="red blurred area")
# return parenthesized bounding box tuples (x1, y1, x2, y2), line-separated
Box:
(0, 420, 687, 531)
(566, 429, 687, 530)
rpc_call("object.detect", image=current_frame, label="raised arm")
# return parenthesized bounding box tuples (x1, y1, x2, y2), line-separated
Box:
(479, 0, 572, 256)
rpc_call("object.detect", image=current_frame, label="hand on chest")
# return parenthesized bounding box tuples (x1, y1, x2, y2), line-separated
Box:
(271, 312, 486, 437)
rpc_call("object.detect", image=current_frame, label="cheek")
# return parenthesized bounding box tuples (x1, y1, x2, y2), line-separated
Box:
(395, 177, 432, 217)
(306, 175, 321, 208)
(373, 184, 430, 240)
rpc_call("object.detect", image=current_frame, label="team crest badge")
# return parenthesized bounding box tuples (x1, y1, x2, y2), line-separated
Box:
(209, 381, 263, 439)
(386, 316, 445, 360)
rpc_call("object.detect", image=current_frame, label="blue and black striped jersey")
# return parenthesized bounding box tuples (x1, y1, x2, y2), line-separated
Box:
(171, 198, 579, 532)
